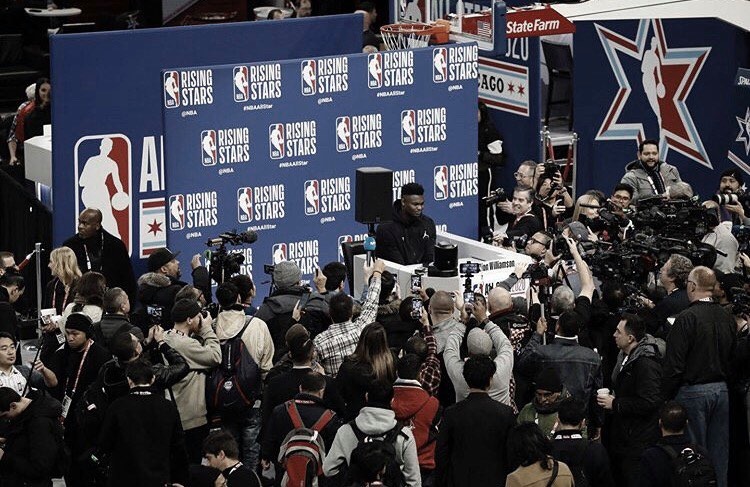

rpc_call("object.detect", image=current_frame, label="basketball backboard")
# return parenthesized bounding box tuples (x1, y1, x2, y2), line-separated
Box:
(393, 0, 506, 54)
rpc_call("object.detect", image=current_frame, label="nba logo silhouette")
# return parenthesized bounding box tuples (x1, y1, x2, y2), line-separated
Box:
(200, 130, 217, 166)
(301, 60, 317, 96)
(168, 194, 185, 230)
(367, 53, 382, 89)
(233, 66, 249, 102)
(269, 124, 285, 159)
(433, 166, 449, 201)
(432, 48, 448, 83)
(272, 243, 288, 264)
(237, 187, 253, 223)
(338, 235, 353, 262)
(401, 110, 416, 145)
(163, 71, 180, 108)
(336, 116, 351, 152)
(304, 180, 320, 215)
(74, 134, 133, 255)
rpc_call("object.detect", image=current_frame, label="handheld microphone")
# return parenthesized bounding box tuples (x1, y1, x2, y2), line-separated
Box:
(364, 236, 376, 266)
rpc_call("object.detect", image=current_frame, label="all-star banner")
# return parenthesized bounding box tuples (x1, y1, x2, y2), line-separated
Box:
(574, 18, 750, 198)
(162, 46, 479, 295)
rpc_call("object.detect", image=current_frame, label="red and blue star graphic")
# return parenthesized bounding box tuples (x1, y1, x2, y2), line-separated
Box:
(594, 19, 712, 168)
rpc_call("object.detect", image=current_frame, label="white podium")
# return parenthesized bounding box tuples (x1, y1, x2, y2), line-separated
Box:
(352, 230, 533, 300)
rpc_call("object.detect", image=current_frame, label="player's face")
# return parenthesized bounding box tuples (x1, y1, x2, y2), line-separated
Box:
(638, 144, 659, 168)
(402, 194, 425, 218)
(720, 176, 740, 194)
(77, 211, 101, 239)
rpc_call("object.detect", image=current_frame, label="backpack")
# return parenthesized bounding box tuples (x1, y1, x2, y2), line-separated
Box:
(206, 318, 261, 417)
(658, 444, 717, 487)
(75, 363, 129, 445)
(90, 321, 132, 352)
(277, 400, 336, 487)
(345, 420, 408, 487)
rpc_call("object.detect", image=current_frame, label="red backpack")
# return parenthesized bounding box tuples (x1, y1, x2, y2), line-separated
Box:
(278, 400, 336, 487)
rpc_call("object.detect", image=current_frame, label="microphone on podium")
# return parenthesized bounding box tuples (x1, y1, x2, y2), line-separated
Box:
(364, 236, 376, 266)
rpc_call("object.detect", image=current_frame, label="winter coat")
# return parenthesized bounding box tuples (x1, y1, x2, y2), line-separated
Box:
(95, 313, 144, 350)
(610, 338, 662, 457)
(323, 406, 422, 487)
(255, 285, 328, 361)
(435, 392, 515, 487)
(214, 309, 275, 375)
(0, 390, 63, 487)
(162, 323, 221, 430)
(375, 200, 436, 265)
(136, 267, 210, 329)
(98, 386, 189, 487)
(620, 159, 681, 203)
(392, 379, 441, 471)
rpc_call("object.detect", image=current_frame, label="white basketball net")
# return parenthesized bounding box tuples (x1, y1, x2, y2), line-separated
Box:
(381, 24, 434, 51)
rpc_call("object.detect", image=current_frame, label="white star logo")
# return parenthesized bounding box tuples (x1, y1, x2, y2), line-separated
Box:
(736, 107, 750, 156)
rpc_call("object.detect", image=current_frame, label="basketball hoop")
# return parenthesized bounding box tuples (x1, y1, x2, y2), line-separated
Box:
(380, 21, 450, 50)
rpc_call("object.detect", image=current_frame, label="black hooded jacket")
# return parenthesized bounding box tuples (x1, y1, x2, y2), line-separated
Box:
(375, 200, 436, 265)
(0, 389, 64, 487)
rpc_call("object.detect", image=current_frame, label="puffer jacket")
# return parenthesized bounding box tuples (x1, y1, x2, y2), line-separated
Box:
(375, 200, 437, 265)
(621, 159, 681, 202)
(609, 337, 662, 456)
(392, 379, 441, 470)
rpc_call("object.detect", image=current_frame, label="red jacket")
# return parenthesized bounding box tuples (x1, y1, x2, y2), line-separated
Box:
(392, 380, 441, 470)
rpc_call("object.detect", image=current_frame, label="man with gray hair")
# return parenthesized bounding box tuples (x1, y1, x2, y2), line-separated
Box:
(642, 254, 693, 327)
(444, 288, 514, 406)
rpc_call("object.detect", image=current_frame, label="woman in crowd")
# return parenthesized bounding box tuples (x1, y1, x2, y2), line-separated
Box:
(336, 322, 397, 420)
(23, 77, 51, 140)
(506, 422, 574, 487)
(60, 271, 106, 332)
(40, 246, 82, 362)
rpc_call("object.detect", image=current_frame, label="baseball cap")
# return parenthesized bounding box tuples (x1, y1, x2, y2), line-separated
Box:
(148, 248, 180, 272)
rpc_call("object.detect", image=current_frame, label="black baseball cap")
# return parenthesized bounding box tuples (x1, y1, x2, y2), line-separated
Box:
(148, 248, 180, 272)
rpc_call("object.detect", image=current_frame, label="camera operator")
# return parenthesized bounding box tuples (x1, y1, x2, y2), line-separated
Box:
(640, 254, 693, 331)
(702, 201, 739, 274)
(493, 186, 543, 244)
(535, 166, 573, 230)
(621, 139, 682, 203)
(717, 168, 750, 226)
(523, 232, 553, 261)
(609, 183, 634, 212)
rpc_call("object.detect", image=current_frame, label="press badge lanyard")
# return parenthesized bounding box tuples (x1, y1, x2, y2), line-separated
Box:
(61, 340, 92, 419)
(82, 233, 104, 272)
(51, 281, 71, 312)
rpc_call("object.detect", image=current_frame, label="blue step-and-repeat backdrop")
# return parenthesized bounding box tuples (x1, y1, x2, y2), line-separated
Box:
(161, 46, 479, 292)
(51, 15, 363, 278)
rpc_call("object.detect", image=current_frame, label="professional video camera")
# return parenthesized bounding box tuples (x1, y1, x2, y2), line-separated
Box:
(483, 188, 507, 206)
(522, 261, 550, 287)
(631, 196, 712, 239)
(205, 230, 257, 284)
(502, 234, 528, 249)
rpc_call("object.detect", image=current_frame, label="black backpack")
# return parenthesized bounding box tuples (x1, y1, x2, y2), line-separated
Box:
(206, 318, 261, 417)
(344, 421, 407, 487)
(658, 444, 717, 487)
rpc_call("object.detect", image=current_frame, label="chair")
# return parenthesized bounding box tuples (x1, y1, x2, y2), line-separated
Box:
(542, 40, 573, 130)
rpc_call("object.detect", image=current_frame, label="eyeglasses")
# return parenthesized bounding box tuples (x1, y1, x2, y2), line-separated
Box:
(527, 238, 545, 246)
(514, 172, 533, 179)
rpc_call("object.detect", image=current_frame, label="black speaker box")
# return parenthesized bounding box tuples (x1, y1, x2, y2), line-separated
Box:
(355, 167, 393, 224)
